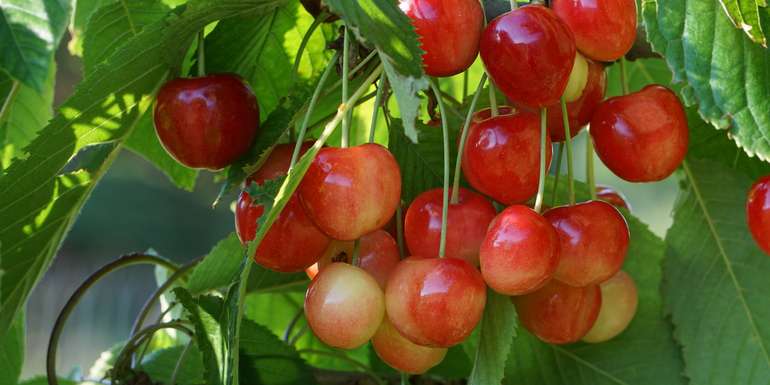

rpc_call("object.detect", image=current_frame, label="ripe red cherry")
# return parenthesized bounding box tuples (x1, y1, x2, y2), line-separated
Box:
(552, 0, 637, 62)
(583, 270, 638, 343)
(747, 175, 770, 255)
(404, 188, 497, 265)
(462, 109, 553, 205)
(299, 143, 401, 240)
(235, 143, 330, 272)
(385, 256, 486, 347)
(513, 279, 602, 344)
(371, 318, 447, 374)
(596, 185, 630, 210)
(479, 5, 576, 108)
(305, 263, 385, 349)
(307, 230, 401, 288)
(547, 58, 606, 142)
(544, 200, 630, 287)
(590, 85, 689, 182)
(479, 205, 560, 295)
(154, 74, 259, 170)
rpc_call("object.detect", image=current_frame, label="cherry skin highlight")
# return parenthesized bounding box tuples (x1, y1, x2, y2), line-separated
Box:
(385, 256, 486, 347)
(400, 0, 484, 77)
(305, 263, 385, 349)
(479, 205, 560, 295)
(590, 85, 689, 182)
(547, 58, 606, 142)
(552, 0, 637, 62)
(404, 187, 497, 265)
(462, 109, 553, 204)
(235, 143, 330, 272)
(154, 74, 259, 170)
(513, 279, 602, 344)
(479, 5, 576, 108)
(299, 143, 402, 240)
(747, 175, 770, 255)
(371, 318, 448, 374)
(583, 270, 638, 343)
(544, 200, 630, 287)
(596, 185, 630, 210)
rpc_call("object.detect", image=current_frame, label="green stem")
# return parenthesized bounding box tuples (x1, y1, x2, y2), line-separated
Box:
(429, 79, 450, 258)
(395, 202, 405, 259)
(620, 57, 629, 95)
(341, 26, 351, 148)
(560, 96, 575, 205)
(451, 73, 487, 203)
(113, 322, 194, 382)
(551, 143, 564, 207)
(488, 81, 499, 117)
(0, 80, 20, 126)
(283, 308, 304, 343)
(368, 74, 386, 143)
(197, 30, 205, 77)
(534, 108, 548, 213)
(462, 70, 469, 101)
(511, 0, 518, 9)
(401, 372, 410, 385)
(292, 12, 328, 84)
(586, 131, 597, 199)
(230, 257, 253, 385)
(351, 238, 361, 266)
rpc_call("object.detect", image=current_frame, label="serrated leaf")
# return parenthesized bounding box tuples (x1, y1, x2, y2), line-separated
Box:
(174, 288, 224, 385)
(380, 54, 428, 142)
(138, 344, 205, 385)
(239, 319, 318, 385)
(717, 0, 768, 46)
(468, 290, 516, 385)
(187, 233, 245, 295)
(67, 0, 109, 55)
(0, 311, 23, 385)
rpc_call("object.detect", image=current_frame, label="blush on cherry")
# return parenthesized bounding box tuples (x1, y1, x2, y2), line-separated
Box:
(747, 175, 770, 256)
(400, 0, 484, 77)
(590, 85, 689, 182)
(552, 0, 637, 62)
(404, 187, 497, 265)
(154, 74, 259, 170)
(547, 58, 606, 142)
(583, 270, 638, 343)
(371, 318, 447, 374)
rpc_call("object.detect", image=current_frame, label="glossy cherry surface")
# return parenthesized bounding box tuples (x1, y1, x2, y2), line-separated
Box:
(590, 85, 689, 182)
(372, 318, 447, 374)
(747, 175, 770, 255)
(386, 256, 486, 347)
(479, 5, 576, 108)
(547, 58, 606, 142)
(552, 0, 637, 62)
(400, 0, 484, 77)
(544, 200, 629, 287)
(235, 143, 330, 272)
(404, 187, 497, 265)
(299, 143, 401, 240)
(583, 270, 638, 343)
(596, 185, 630, 210)
(154, 74, 259, 170)
(513, 279, 602, 344)
(479, 205, 560, 295)
(308, 230, 401, 288)
(305, 263, 385, 349)
(462, 109, 553, 204)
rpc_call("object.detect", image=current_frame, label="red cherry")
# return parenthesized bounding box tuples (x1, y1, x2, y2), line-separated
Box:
(462, 109, 553, 205)
(305, 263, 385, 349)
(513, 279, 602, 344)
(479, 205, 560, 295)
(544, 200, 630, 287)
(552, 0, 637, 62)
(307, 230, 401, 288)
(154, 74, 259, 170)
(596, 185, 630, 210)
(547, 59, 606, 142)
(583, 270, 638, 343)
(371, 318, 447, 374)
(747, 175, 770, 255)
(590, 85, 689, 182)
(235, 143, 330, 272)
(404, 188, 497, 265)
(401, 0, 484, 77)
(299, 143, 402, 240)
(479, 5, 576, 108)
(385, 257, 486, 347)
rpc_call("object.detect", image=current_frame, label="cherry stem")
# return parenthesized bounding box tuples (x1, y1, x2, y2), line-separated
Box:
(451, 73, 488, 204)
(197, 30, 205, 77)
(0, 80, 20, 126)
(341, 26, 351, 148)
(290, 51, 341, 167)
(292, 12, 329, 85)
(488, 82, 499, 117)
(534, 108, 548, 213)
(462, 70, 469, 100)
(429, 79, 450, 259)
(395, 202, 405, 259)
(170, 341, 193, 385)
(401, 372, 410, 385)
(620, 57, 629, 95)
(351, 238, 361, 266)
(586, 130, 597, 199)
(560, 96, 575, 205)
(551, 143, 564, 207)
(368, 74, 386, 143)
(283, 307, 304, 343)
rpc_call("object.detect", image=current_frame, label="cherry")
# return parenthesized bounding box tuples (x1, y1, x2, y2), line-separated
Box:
(305, 263, 385, 349)
(462, 109, 553, 205)
(400, 0, 485, 77)
(479, 5, 576, 108)
(299, 143, 401, 240)
(552, 0, 637, 62)
(154, 74, 259, 170)
(371, 318, 447, 374)
(385, 256, 486, 347)
(547, 58, 606, 142)
(747, 175, 770, 255)
(404, 187, 497, 265)
(544, 200, 629, 287)
(583, 270, 638, 343)
(235, 143, 330, 272)
(479, 205, 560, 295)
(590, 85, 689, 182)
(596, 185, 630, 210)
(561, 52, 589, 103)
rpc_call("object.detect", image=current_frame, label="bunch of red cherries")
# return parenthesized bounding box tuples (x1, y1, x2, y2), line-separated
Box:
(151, 0, 770, 376)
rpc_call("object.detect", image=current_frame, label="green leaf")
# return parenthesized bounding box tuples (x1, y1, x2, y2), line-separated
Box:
(67, 0, 109, 55)
(17, 377, 77, 385)
(468, 290, 516, 385)
(0, 311, 23, 385)
(174, 288, 224, 385)
(665, 158, 770, 385)
(426, 345, 474, 380)
(380, 54, 428, 142)
(642, 0, 770, 162)
(717, 0, 768, 46)
(239, 319, 318, 385)
(0, 0, 69, 91)
(138, 344, 205, 385)
(187, 233, 245, 295)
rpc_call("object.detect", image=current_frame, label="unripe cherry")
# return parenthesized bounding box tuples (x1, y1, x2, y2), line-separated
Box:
(583, 270, 638, 343)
